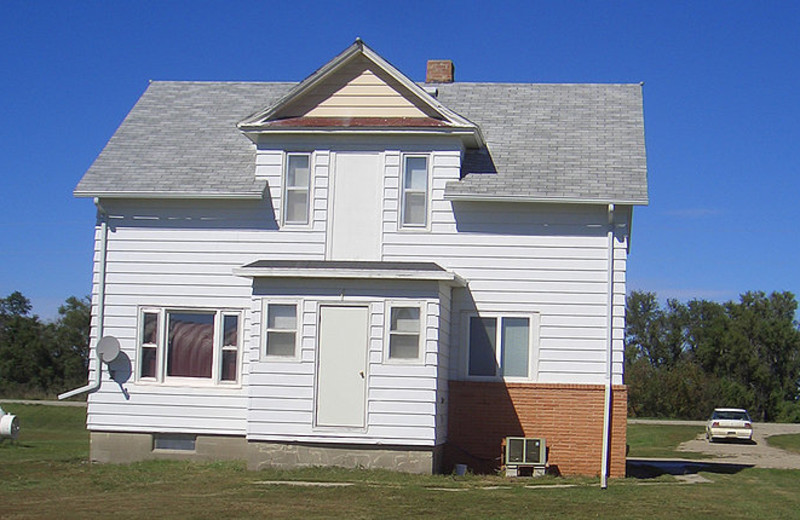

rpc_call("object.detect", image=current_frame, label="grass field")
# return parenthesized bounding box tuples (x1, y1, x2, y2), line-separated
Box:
(766, 433, 800, 454)
(2, 404, 800, 519)
(626, 423, 708, 459)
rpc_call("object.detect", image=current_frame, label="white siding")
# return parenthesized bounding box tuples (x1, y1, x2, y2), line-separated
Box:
(86, 135, 631, 444)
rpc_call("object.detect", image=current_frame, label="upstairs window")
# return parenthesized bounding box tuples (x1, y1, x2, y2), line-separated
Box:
(401, 155, 429, 228)
(137, 308, 241, 385)
(468, 315, 533, 379)
(283, 153, 311, 225)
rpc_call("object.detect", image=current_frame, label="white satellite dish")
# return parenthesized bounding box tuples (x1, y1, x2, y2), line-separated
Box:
(96, 336, 121, 364)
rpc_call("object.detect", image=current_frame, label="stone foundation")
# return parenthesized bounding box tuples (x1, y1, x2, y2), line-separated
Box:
(246, 441, 442, 474)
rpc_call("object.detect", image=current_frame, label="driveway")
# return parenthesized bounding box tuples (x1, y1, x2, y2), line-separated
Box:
(631, 419, 800, 469)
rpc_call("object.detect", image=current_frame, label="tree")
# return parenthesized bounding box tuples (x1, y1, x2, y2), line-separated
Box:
(49, 296, 91, 387)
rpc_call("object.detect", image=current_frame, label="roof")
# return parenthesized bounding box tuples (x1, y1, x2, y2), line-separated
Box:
(75, 81, 648, 204)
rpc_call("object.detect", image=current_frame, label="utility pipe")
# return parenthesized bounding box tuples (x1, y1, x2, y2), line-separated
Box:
(59, 198, 108, 400)
(600, 204, 615, 489)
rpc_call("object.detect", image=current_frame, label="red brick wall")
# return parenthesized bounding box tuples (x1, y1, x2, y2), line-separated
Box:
(446, 381, 627, 477)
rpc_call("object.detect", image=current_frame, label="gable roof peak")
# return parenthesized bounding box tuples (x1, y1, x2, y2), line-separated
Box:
(237, 40, 483, 146)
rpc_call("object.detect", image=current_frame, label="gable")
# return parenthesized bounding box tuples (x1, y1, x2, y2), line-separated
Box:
(273, 55, 439, 120)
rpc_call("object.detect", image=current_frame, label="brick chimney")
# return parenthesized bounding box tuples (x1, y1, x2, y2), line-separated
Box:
(426, 60, 454, 83)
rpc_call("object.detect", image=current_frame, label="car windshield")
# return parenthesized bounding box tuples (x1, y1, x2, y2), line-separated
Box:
(712, 410, 751, 421)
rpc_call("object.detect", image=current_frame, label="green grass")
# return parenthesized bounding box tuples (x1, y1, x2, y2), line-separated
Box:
(2, 406, 800, 519)
(626, 423, 709, 459)
(766, 433, 800, 454)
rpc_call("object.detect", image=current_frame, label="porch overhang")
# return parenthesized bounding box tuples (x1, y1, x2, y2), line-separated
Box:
(233, 260, 466, 287)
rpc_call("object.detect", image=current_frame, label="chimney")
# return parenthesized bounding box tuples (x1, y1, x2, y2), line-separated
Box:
(426, 60, 454, 83)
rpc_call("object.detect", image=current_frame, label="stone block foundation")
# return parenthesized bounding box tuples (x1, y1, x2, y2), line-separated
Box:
(446, 382, 627, 477)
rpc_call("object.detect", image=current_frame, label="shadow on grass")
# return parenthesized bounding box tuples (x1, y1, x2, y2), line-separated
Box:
(627, 459, 753, 479)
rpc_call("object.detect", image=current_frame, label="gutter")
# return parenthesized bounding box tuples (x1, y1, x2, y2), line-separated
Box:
(59, 198, 109, 400)
(600, 203, 615, 488)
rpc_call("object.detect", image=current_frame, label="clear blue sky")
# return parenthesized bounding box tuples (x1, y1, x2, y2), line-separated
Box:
(2, 1, 799, 320)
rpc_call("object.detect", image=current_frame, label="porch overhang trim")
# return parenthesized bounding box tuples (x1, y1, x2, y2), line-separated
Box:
(233, 260, 467, 287)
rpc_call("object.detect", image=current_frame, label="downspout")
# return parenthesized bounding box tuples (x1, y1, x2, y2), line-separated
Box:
(600, 203, 615, 489)
(59, 198, 108, 400)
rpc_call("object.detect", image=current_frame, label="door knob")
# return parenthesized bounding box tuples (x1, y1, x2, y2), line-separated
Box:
(359, 370, 365, 379)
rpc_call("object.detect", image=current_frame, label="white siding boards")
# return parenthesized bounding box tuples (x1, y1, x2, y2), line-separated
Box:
(86, 143, 628, 442)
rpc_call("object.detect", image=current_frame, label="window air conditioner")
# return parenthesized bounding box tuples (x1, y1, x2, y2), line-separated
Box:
(505, 437, 546, 466)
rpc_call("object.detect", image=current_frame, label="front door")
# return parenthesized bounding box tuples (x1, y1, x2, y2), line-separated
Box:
(316, 306, 369, 428)
(328, 152, 382, 260)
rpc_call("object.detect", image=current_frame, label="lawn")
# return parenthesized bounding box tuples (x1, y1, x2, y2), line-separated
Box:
(2, 404, 800, 519)
(626, 422, 708, 459)
(766, 433, 800, 454)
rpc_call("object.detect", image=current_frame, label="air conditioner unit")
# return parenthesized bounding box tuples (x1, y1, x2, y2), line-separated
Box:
(505, 437, 546, 466)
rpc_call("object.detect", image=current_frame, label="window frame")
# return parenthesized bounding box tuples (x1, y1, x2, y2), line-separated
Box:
(384, 302, 425, 364)
(135, 307, 243, 386)
(464, 312, 539, 382)
(399, 154, 431, 230)
(282, 151, 313, 227)
(262, 300, 302, 361)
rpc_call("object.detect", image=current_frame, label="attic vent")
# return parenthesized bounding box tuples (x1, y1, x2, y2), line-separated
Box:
(426, 60, 454, 83)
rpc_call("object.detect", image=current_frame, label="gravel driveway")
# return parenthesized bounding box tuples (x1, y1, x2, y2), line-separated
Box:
(631, 419, 800, 469)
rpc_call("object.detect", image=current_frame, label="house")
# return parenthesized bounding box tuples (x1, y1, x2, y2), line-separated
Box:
(68, 40, 647, 478)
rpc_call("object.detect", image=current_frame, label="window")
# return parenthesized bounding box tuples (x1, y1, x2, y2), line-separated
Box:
(401, 155, 428, 227)
(264, 303, 298, 357)
(139, 312, 159, 378)
(468, 315, 532, 379)
(283, 153, 311, 225)
(388, 306, 421, 360)
(137, 308, 241, 384)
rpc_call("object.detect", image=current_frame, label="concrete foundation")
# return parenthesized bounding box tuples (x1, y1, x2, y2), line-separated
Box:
(90, 431, 441, 474)
(90, 432, 247, 464)
(247, 441, 442, 474)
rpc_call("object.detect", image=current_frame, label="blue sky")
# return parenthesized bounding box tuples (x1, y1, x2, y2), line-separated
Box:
(1, 1, 799, 319)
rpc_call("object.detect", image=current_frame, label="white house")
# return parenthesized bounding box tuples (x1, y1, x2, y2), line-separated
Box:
(68, 40, 647, 478)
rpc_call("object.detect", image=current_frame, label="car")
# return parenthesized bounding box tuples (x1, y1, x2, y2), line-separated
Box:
(706, 408, 753, 442)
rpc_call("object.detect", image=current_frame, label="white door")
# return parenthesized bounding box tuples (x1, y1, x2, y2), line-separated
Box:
(328, 153, 382, 260)
(316, 306, 369, 428)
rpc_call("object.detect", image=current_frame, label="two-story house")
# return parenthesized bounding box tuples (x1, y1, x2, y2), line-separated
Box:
(67, 40, 647, 479)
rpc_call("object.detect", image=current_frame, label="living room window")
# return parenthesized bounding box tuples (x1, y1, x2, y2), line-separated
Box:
(137, 308, 241, 384)
(283, 153, 311, 225)
(400, 155, 429, 228)
(467, 315, 534, 379)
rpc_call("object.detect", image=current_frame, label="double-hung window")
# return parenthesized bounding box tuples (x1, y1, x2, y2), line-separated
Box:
(283, 153, 311, 225)
(137, 308, 241, 384)
(400, 155, 429, 228)
(467, 315, 534, 379)
(387, 306, 422, 361)
(264, 303, 299, 358)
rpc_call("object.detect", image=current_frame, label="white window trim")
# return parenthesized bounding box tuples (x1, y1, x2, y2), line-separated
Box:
(281, 151, 314, 228)
(383, 301, 426, 364)
(261, 299, 302, 362)
(464, 312, 540, 382)
(135, 307, 243, 387)
(398, 153, 431, 231)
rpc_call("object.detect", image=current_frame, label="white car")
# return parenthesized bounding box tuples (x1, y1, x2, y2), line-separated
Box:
(706, 408, 753, 442)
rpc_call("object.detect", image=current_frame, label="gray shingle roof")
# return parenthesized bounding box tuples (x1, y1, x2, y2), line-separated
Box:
(75, 82, 293, 198)
(75, 81, 648, 204)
